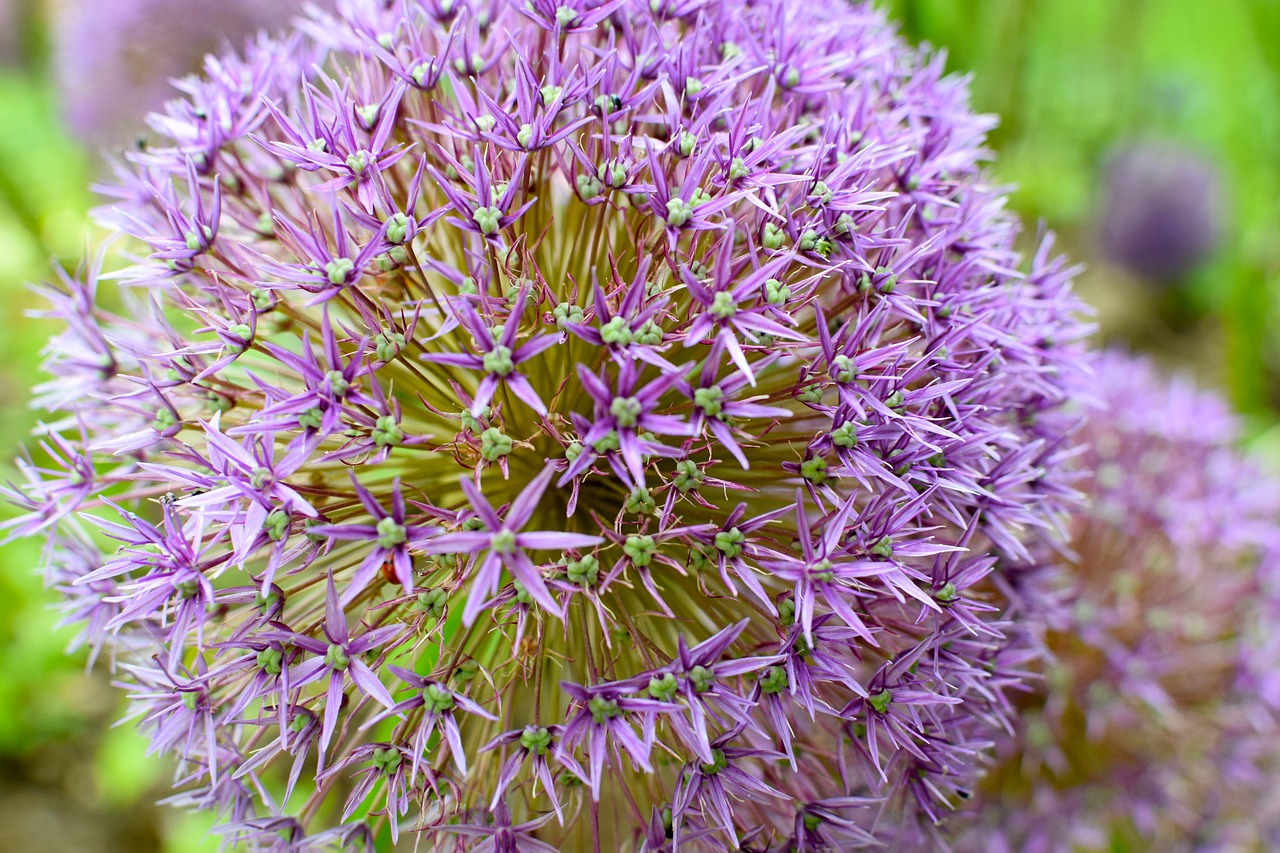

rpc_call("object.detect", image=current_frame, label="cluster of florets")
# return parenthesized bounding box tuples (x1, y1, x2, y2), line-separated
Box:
(955, 352, 1280, 850)
(9, 0, 1089, 849)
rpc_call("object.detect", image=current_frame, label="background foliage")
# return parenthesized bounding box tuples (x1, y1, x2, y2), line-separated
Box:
(890, 0, 1280, 423)
(0, 0, 1278, 849)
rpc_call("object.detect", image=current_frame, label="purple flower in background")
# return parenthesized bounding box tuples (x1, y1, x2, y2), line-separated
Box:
(1097, 139, 1225, 282)
(15, 0, 1093, 848)
(482, 724, 581, 823)
(670, 734, 785, 846)
(562, 358, 692, 486)
(642, 620, 778, 763)
(320, 743, 421, 843)
(0, 0, 23, 67)
(52, 0, 325, 145)
(953, 352, 1280, 850)
(446, 801, 560, 853)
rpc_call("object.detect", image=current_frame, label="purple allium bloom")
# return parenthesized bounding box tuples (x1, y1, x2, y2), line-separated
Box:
(14, 0, 1092, 847)
(953, 352, 1280, 850)
(446, 801, 561, 853)
(265, 574, 401, 760)
(1097, 139, 1225, 283)
(370, 665, 497, 778)
(420, 286, 559, 417)
(312, 475, 437, 601)
(670, 731, 786, 846)
(320, 742, 424, 843)
(425, 463, 604, 623)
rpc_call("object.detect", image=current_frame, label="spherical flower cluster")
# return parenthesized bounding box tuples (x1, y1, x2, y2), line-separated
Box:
(11, 0, 1088, 848)
(956, 352, 1280, 850)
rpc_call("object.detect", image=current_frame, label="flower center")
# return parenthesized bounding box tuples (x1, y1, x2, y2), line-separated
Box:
(491, 528, 518, 554)
(868, 689, 893, 714)
(587, 696, 621, 723)
(376, 517, 407, 549)
(648, 672, 679, 701)
(520, 725, 552, 755)
(482, 345, 515, 376)
(710, 291, 738, 319)
(700, 748, 728, 775)
(324, 644, 350, 671)
(610, 396, 643, 427)
(423, 684, 455, 714)
(370, 746, 402, 775)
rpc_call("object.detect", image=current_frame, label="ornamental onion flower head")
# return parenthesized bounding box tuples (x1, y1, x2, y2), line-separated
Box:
(11, 0, 1090, 848)
(957, 352, 1280, 850)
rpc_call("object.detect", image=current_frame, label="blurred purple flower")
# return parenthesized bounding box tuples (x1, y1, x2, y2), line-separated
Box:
(0, 0, 22, 66)
(51, 0, 320, 144)
(1097, 139, 1225, 282)
(955, 352, 1280, 849)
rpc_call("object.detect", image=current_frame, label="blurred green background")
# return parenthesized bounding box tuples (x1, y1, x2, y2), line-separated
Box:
(1, 0, 1279, 849)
